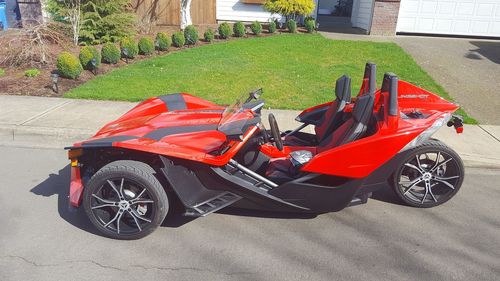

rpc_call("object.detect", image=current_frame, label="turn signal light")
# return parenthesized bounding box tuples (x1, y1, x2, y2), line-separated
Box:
(68, 149, 83, 159)
(447, 115, 464, 134)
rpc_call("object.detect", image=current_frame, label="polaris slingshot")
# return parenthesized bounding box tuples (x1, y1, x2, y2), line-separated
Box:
(66, 63, 465, 239)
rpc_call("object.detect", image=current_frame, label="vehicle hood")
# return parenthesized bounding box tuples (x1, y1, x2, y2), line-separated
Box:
(72, 94, 229, 154)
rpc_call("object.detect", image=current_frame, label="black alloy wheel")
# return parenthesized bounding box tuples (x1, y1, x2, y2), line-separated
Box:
(392, 139, 464, 208)
(83, 160, 169, 239)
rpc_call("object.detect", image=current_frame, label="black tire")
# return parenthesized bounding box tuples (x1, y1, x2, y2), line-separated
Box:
(391, 139, 464, 208)
(83, 160, 169, 239)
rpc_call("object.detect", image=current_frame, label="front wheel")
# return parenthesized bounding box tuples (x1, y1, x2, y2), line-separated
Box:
(83, 160, 169, 239)
(392, 139, 464, 208)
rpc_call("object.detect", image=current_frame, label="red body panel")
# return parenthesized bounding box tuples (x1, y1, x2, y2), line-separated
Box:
(300, 81, 458, 178)
(71, 93, 264, 168)
(254, 80, 458, 178)
(397, 81, 459, 112)
(95, 112, 222, 140)
(73, 94, 228, 161)
(114, 93, 221, 123)
(114, 126, 259, 166)
(66, 58, 465, 219)
(260, 144, 317, 158)
(71, 81, 459, 178)
(301, 121, 423, 178)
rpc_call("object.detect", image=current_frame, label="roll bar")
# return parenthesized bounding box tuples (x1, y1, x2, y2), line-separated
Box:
(382, 73, 399, 116)
(363, 62, 377, 95)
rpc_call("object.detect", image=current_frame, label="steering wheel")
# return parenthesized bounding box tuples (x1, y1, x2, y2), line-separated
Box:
(268, 113, 283, 151)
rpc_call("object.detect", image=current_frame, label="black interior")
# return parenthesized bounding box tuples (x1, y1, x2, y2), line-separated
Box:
(262, 62, 380, 184)
(284, 74, 352, 146)
(317, 75, 352, 143)
(317, 93, 375, 152)
(283, 61, 377, 147)
(265, 93, 375, 184)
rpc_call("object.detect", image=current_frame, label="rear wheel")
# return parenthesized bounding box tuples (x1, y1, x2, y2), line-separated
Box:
(392, 139, 464, 208)
(83, 160, 169, 239)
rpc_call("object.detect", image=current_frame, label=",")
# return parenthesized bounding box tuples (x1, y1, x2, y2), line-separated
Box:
(66, 62, 465, 240)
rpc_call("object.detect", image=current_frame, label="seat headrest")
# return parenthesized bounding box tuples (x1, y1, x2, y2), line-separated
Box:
(381, 72, 397, 92)
(335, 75, 352, 104)
(363, 62, 377, 95)
(352, 93, 375, 124)
(363, 62, 376, 78)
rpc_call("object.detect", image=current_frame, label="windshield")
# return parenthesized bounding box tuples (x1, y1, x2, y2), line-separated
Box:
(217, 93, 261, 137)
(218, 93, 247, 129)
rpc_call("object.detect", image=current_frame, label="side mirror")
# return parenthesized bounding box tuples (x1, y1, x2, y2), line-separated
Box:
(246, 88, 263, 103)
